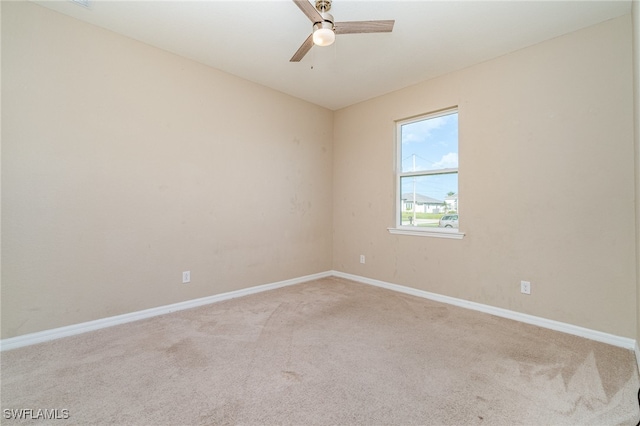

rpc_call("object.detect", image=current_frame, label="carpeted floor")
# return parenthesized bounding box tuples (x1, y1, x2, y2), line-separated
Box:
(1, 277, 638, 425)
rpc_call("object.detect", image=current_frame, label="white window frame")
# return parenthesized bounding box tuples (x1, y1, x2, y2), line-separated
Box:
(388, 107, 465, 239)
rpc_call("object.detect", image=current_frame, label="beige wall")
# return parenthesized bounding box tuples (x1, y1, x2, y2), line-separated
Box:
(1, 2, 333, 338)
(334, 16, 636, 338)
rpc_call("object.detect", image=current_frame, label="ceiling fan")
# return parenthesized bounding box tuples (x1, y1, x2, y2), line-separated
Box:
(290, 0, 395, 62)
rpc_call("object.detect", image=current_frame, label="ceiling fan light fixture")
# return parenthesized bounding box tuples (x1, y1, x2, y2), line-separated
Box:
(290, 0, 394, 62)
(313, 21, 335, 46)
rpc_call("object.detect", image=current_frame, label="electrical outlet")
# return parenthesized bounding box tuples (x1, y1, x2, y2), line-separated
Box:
(360, 255, 365, 264)
(182, 271, 191, 284)
(520, 280, 531, 295)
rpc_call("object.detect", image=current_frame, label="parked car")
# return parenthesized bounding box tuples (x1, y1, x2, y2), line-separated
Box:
(438, 214, 459, 228)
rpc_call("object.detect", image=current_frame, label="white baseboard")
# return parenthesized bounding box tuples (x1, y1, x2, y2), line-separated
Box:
(0, 271, 332, 351)
(2, 269, 635, 353)
(332, 271, 636, 351)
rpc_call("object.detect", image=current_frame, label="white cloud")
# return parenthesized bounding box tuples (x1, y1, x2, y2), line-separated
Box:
(402, 116, 448, 144)
(432, 152, 458, 169)
(402, 133, 422, 143)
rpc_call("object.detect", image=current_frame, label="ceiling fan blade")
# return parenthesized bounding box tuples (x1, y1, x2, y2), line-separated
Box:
(293, 0, 323, 23)
(334, 20, 395, 35)
(290, 34, 314, 62)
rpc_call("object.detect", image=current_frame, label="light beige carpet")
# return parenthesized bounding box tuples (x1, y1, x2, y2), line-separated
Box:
(1, 277, 638, 425)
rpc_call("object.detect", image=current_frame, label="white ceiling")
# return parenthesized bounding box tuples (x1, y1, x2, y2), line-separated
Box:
(32, 0, 631, 110)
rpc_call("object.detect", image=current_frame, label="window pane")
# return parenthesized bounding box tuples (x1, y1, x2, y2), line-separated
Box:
(400, 174, 458, 227)
(401, 112, 458, 173)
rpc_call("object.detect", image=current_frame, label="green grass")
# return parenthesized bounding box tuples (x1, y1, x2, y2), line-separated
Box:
(401, 212, 445, 220)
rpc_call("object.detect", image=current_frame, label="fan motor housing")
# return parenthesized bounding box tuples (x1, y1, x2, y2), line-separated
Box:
(316, 12, 334, 27)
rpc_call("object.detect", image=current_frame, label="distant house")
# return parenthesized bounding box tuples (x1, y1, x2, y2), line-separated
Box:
(445, 194, 458, 212)
(401, 193, 445, 214)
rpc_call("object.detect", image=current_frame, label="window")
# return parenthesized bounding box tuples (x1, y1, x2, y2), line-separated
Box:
(389, 108, 464, 239)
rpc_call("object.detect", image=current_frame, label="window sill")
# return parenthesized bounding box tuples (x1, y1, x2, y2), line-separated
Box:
(387, 227, 465, 240)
